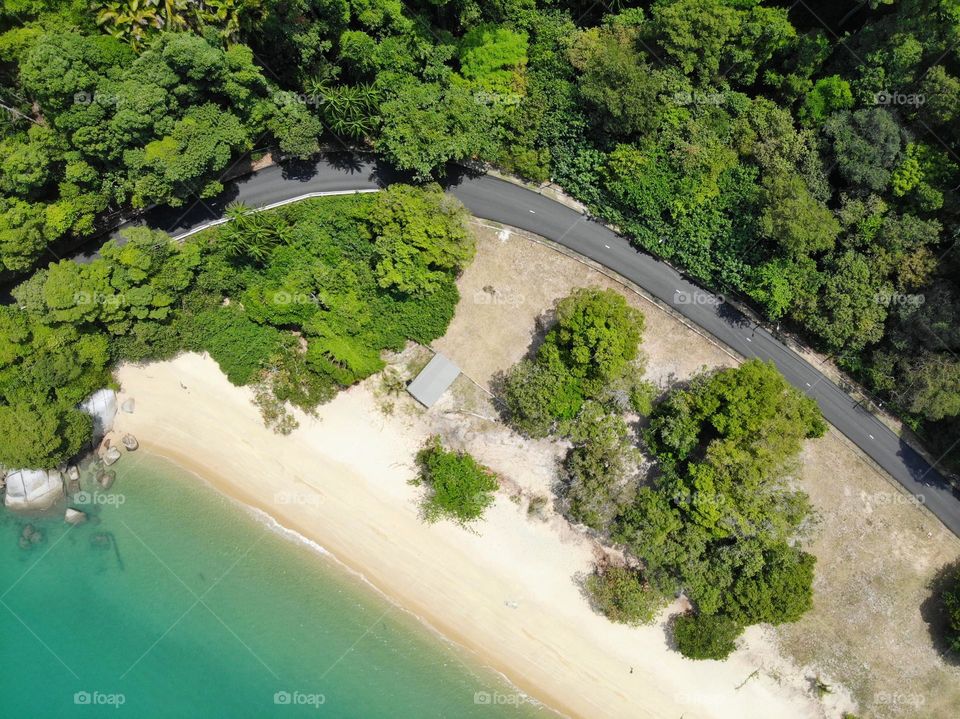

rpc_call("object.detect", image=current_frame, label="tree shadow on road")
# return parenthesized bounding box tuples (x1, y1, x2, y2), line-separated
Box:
(714, 300, 752, 330)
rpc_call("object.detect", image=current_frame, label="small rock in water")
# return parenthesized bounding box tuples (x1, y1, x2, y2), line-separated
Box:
(67, 465, 80, 482)
(102, 446, 122, 466)
(121, 434, 139, 451)
(121, 398, 135, 414)
(97, 470, 116, 490)
(90, 532, 111, 549)
(65, 508, 87, 525)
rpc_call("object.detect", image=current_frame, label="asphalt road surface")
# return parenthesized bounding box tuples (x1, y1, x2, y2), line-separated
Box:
(118, 155, 958, 536)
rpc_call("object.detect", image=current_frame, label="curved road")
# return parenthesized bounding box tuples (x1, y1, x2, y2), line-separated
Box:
(114, 155, 959, 536)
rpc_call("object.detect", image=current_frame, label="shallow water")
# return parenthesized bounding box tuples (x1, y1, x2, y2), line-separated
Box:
(0, 454, 549, 717)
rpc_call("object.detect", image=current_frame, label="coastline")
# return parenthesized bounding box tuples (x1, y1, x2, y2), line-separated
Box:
(111, 352, 822, 719)
(147, 456, 550, 715)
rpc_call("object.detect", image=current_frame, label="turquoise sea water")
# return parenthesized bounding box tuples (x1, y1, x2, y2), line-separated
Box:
(0, 454, 550, 718)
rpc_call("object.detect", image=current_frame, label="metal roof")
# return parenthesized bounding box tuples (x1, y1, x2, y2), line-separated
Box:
(407, 353, 461, 407)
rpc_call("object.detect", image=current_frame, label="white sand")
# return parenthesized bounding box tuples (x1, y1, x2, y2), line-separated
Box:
(112, 353, 823, 719)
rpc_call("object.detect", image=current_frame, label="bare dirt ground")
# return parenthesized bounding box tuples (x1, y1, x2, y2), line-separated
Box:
(779, 428, 960, 719)
(434, 220, 737, 390)
(427, 221, 960, 718)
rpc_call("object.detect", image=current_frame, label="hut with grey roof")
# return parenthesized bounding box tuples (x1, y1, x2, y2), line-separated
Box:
(407, 353, 461, 408)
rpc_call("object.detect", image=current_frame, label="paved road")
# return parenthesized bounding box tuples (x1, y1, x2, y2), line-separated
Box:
(123, 155, 958, 536)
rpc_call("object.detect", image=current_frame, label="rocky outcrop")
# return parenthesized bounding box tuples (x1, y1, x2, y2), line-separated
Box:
(121, 434, 138, 451)
(79, 389, 118, 439)
(64, 508, 87, 525)
(4, 469, 64, 510)
(102, 446, 121, 466)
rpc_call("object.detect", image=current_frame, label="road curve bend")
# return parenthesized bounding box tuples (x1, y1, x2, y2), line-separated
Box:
(125, 155, 959, 537)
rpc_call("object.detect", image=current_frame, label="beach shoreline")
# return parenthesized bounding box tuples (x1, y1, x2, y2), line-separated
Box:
(136, 449, 555, 716)
(110, 352, 823, 719)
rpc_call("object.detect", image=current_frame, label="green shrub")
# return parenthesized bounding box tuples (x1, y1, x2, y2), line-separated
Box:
(942, 566, 960, 654)
(501, 357, 584, 438)
(674, 613, 743, 661)
(585, 565, 665, 626)
(306, 335, 385, 386)
(412, 437, 499, 524)
(188, 306, 283, 386)
(629, 380, 657, 416)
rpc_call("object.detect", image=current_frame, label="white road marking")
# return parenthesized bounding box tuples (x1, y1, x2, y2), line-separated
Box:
(604, 244, 610, 248)
(746, 337, 752, 342)
(869, 434, 874, 440)
(805, 382, 811, 387)
(528, 209, 536, 213)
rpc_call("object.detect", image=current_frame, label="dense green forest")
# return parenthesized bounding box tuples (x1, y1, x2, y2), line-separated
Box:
(0, 187, 471, 468)
(1, 0, 957, 467)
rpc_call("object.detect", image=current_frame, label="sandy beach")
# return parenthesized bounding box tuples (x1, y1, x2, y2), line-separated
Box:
(110, 352, 826, 719)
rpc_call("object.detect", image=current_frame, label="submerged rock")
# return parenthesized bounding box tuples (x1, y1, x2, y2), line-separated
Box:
(65, 508, 87, 525)
(102, 447, 121, 466)
(97, 470, 116, 490)
(19, 524, 43, 548)
(90, 532, 111, 549)
(66, 466, 81, 494)
(121, 434, 139, 451)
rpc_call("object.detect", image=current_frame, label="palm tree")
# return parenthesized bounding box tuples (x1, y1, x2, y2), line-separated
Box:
(158, 0, 190, 30)
(94, 0, 163, 51)
(316, 83, 380, 140)
(221, 202, 293, 262)
(191, 0, 263, 45)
